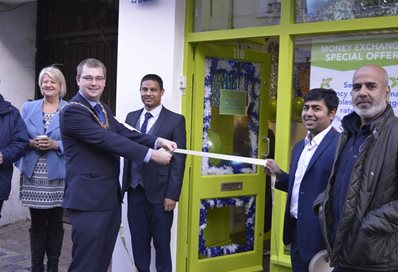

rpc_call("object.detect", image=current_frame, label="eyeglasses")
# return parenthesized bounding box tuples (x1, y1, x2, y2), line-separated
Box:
(80, 75, 106, 82)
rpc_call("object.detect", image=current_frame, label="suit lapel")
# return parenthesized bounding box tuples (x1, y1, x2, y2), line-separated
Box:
(46, 100, 67, 135)
(304, 129, 336, 175)
(290, 140, 305, 176)
(28, 100, 45, 135)
(73, 93, 91, 108)
(149, 107, 168, 135)
(73, 93, 100, 116)
(45, 113, 60, 135)
(71, 93, 115, 131)
(287, 140, 305, 196)
(131, 110, 143, 130)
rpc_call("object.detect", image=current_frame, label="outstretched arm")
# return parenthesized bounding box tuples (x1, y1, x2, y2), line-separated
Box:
(264, 159, 289, 192)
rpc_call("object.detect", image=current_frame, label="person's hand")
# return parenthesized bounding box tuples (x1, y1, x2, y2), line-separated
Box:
(150, 148, 173, 165)
(31, 136, 59, 151)
(30, 137, 42, 150)
(264, 159, 281, 177)
(0, 151, 3, 165)
(163, 198, 176, 212)
(156, 137, 177, 152)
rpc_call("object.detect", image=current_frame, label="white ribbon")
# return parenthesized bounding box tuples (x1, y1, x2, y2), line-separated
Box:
(118, 120, 272, 267)
(174, 148, 268, 166)
(121, 121, 270, 168)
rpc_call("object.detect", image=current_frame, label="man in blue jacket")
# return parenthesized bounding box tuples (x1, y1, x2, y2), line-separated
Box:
(264, 88, 339, 271)
(0, 93, 29, 218)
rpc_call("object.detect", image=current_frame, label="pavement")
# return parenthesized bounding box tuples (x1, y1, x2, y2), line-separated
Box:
(0, 220, 269, 272)
(0, 220, 72, 272)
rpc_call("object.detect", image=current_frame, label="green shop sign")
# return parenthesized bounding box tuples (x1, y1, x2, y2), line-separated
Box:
(312, 39, 398, 71)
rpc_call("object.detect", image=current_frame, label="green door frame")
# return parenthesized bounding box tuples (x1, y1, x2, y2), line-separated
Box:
(177, 1, 398, 271)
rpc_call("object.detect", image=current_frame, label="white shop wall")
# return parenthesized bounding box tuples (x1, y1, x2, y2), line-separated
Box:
(113, 0, 186, 271)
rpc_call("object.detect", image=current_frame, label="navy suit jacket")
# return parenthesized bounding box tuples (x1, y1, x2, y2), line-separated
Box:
(122, 107, 186, 204)
(275, 128, 339, 263)
(60, 93, 158, 211)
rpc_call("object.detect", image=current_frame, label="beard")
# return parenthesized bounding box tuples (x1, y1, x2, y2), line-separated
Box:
(353, 94, 388, 120)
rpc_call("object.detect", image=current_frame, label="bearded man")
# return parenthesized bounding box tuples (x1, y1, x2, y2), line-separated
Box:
(315, 64, 398, 272)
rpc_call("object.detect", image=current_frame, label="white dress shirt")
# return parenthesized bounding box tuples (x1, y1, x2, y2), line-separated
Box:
(139, 105, 162, 133)
(290, 125, 332, 219)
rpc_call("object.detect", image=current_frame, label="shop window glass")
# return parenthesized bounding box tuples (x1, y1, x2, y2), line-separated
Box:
(290, 31, 398, 258)
(194, 0, 280, 32)
(296, 0, 398, 23)
(292, 31, 398, 142)
(290, 31, 398, 264)
(199, 38, 279, 175)
(199, 196, 256, 258)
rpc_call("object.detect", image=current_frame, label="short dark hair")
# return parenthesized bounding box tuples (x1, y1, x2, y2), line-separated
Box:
(140, 74, 163, 90)
(304, 88, 339, 113)
(77, 58, 106, 78)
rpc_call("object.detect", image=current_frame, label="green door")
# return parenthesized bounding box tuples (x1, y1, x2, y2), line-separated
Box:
(186, 43, 272, 272)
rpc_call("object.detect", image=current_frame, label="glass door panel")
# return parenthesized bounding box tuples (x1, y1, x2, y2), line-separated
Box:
(186, 42, 272, 272)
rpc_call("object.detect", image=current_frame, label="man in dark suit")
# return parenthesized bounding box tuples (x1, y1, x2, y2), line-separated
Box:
(264, 88, 339, 271)
(60, 59, 176, 272)
(123, 74, 186, 272)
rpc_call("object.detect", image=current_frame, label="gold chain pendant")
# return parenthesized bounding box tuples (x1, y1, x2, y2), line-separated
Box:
(69, 102, 109, 129)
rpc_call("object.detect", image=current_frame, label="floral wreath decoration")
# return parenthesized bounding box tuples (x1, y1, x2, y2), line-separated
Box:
(199, 196, 255, 257)
(202, 58, 261, 175)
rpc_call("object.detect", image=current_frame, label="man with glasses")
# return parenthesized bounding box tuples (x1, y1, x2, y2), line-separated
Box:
(60, 59, 176, 272)
(123, 74, 186, 272)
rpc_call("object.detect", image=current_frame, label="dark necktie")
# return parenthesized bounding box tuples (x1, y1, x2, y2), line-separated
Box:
(140, 112, 152, 134)
(130, 112, 152, 189)
(94, 104, 106, 125)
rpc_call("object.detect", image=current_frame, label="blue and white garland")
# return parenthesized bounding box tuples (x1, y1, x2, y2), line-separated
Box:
(202, 57, 261, 175)
(199, 196, 255, 257)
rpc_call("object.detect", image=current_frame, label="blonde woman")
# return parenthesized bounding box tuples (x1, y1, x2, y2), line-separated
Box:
(18, 66, 68, 272)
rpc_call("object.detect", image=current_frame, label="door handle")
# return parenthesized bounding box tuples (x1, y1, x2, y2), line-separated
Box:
(261, 136, 270, 158)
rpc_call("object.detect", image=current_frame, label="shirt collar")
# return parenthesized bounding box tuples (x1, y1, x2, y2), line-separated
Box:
(143, 105, 162, 119)
(305, 125, 332, 146)
(79, 90, 98, 108)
